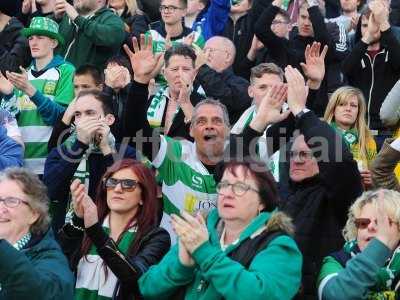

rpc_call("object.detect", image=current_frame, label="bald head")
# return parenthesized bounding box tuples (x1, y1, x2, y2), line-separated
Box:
(204, 36, 236, 72)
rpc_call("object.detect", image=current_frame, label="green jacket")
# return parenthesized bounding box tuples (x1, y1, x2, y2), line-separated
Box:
(139, 210, 302, 300)
(57, 7, 125, 69)
(318, 238, 393, 300)
(0, 229, 74, 300)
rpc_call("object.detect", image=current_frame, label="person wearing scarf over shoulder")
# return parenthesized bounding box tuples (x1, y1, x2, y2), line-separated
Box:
(324, 86, 377, 190)
(318, 189, 400, 300)
(58, 159, 171, 300)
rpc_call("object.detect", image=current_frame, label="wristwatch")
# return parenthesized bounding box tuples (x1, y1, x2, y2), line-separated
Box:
(295, 108, 310, 120)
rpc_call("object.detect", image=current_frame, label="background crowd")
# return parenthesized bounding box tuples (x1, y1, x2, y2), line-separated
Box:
(1, 0, 400, 299)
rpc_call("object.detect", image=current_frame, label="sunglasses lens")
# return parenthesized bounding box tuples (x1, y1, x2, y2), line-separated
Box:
(121, 179, 137, 190)
(355, 218, 371, 229)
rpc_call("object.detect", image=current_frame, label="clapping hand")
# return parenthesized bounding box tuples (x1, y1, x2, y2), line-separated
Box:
(70, 179, 98, 228)
(123, 34, 162, 84)
(285, 66, 308, 116)
(171, 211, 209, 254)
(300, 42, 328, 87)
(369, 0, 390, 31)
(6, 67, 36, 97)
(0, 71, 14, 96)
(250, 84, 289, 132)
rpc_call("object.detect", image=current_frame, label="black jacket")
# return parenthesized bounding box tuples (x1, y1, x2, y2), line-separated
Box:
(278, 111, 362, 299)
(43, 141, 137, 233)
(58, 215, 170, 300)
(342, 27, 400, 130)
(194, 65, 252, 124)
(222, 0, 271, 75)
(255, 4, 342, 116)
(0, 17, 30, 74)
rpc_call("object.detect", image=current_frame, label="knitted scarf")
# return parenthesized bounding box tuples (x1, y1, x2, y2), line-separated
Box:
(63, 127, 116, 223)
(74, 216, 137, 300)
(342, 240, 400, 300)
(147, 86, 179, 130)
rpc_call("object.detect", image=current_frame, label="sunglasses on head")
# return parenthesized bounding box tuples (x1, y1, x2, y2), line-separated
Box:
(104, 177, 141, 191)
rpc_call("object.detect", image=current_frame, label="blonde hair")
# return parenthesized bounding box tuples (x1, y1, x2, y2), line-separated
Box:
(343, 189, 400, 241)
(323, 86, 374, 166)
(125, 0, 138, 15)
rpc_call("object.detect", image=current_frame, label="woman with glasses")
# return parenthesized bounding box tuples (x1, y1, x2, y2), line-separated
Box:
(323, 86, 377, 189)
(139, 158, 302, 300)
(318, 189, 400, 300)
(0, 168, 74, 299)
(58, 159, 170, 300)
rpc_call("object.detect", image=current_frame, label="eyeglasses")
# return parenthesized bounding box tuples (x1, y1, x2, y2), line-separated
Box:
(159, 5, 183, 12)
(0, 196, 30, 208)
(272, 20, 289, 25)
(289, 150, 313, 161)
(104, 178, 141, 192)
(355, 217, 398, 229)
(216, 181, 259, 196)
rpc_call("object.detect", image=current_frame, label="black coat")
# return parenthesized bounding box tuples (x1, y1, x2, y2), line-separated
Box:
(278, 112, 363, 299)
(58, 215, 170, 300)
(194, 65, 252, 124)
(342, 27, 400, 130)
(222, 0, 272, 75)
(0, 17, 30, 74)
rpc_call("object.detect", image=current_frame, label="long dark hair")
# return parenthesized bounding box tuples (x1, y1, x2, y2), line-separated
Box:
(80, 159, 160, 258)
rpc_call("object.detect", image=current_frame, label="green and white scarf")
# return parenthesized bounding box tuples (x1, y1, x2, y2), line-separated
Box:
(345, 240, 400, 300)
(74, 215, 137, 300)
(231, 104, 269, 163)
(331, 122, 359, 147)
(63, 127, 116, 223)
(147, 86, 176, 130)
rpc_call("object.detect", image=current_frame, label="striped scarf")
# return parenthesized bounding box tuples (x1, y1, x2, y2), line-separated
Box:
(74, 216, 137, 300)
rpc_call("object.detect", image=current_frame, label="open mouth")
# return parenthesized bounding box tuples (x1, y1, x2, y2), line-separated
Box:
(203, 134, 218, 142)
(0, 218, 10, 223)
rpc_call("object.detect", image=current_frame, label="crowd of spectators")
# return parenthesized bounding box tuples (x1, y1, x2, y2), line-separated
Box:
(1, 0, 400, 299)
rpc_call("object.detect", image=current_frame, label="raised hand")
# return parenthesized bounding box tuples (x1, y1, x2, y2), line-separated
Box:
(54, 0, 67, 19)
(183, 32, 195, 47)
(285, 65, 308, 116)
(76, 117, 103, 145)
(6, 67, 36, 97)
(71, 179, 98, 228)
(0, 71, 14, 95)
(250, 84, 290, 132)
(375, 190, 400, 250)
(70, 179, 85, 218)
(104, 65, 130, 90)
(362, 13, 381, 44)
(123, 34, 162, 84)
(247, 35, 264, 61)
(369, 0, 390, 29)
(62, 98, 77, 125)
(300, 42, 328, 84)
(171, 211, 209, 254)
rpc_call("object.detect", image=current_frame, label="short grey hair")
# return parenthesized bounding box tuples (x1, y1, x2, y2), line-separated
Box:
(191, 98, 230, 128)
(0, 168, 51, 235)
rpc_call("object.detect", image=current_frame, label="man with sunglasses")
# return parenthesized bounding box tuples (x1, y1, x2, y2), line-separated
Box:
(43, 89, 137, 234)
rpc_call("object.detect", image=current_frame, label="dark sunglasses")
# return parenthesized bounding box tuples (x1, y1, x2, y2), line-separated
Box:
(104, 177, 141, 191)
(354, 217, 398, 229)
(354, 218, 377, 229)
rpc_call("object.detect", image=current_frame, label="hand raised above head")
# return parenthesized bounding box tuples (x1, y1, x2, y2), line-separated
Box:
(285, 66, 308, 116)
(300, 42, 328, 84)
(123, 34, 162, 84)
